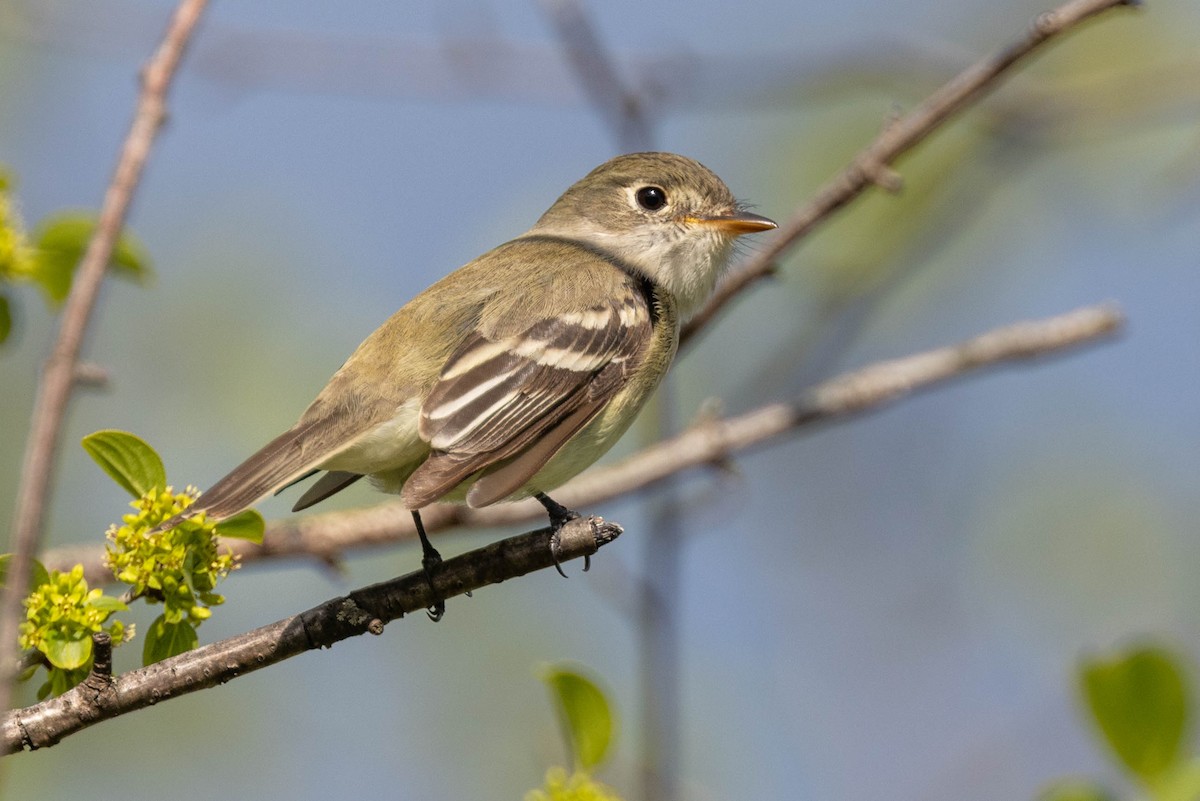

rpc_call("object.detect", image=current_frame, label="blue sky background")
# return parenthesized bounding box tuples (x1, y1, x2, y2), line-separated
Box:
(1, 1, 1198, 799)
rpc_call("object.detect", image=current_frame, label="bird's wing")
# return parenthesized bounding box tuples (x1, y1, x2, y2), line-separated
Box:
(401, 286, 653, 509)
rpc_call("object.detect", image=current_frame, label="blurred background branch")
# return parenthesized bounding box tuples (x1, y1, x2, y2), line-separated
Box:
(42, 305, 1123, 586)
(0, 0, 208, 723)
(0, 0, 1195, 797)
(683, 0, 1138, 346)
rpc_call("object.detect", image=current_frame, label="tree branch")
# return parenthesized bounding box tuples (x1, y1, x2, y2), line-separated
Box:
(2, 516, 619, 753)
(680, 0, 1138, 346)
(39, 0, 1136, 590)
(1, 0, 209, 714)
(9, 0, 1134, 753)
(539, 0, 655, 152)
(7, 305, 1123, 751)
(537, 3, 673, 796)
(46, 303, 1124, 584)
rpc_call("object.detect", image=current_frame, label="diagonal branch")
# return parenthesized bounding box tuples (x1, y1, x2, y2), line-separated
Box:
(539, 0, 655, 152)
(38, 0, 1136, 588)
(12, 307, 1123, 752)
(680, 0, 1138, 346)
(1, 0, 210, 714)
(537, 4, 669, 795)
(9, 0, 1133, 753)
(2, 515, 620, 753)
(46, 304, 1124, 584)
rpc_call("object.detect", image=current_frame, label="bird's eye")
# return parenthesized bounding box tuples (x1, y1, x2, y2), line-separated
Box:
(635, 186, 668, 211)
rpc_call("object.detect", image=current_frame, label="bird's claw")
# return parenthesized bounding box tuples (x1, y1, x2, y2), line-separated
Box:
(412, 509, 447, 622)
(426, 599, 445, 622)
(421, 550, 445, 621)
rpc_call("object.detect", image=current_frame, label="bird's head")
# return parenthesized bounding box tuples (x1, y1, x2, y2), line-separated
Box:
(530, 152, 776, 315)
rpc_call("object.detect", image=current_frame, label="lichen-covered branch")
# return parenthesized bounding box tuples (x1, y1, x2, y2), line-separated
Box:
(4, 516, 620, 753)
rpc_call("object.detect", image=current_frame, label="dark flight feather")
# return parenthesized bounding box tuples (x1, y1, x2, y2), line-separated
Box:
(292, 471, 364, 512)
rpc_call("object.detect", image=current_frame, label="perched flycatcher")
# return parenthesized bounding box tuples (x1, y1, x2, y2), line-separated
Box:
(168, 152, 774, 615)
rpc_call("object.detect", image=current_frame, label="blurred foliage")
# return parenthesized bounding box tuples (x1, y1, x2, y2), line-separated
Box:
(751, 7, 1197, 388)
(532, 664, 623, 801)
(0, 165, 35, 344)
(0, 293, 11, 343)
(526, 768, 624, 801)
(30, 212, 152, 304)
(0, 165, 151, 346)
(964, 457, 1180, 651)
(1042, 644, 1200, 801)
(1040, 778, 1119, 801)
(2, 431, 264, 697)
(1007, 7, 1196, 145)
(1083, 646, 1189, 783)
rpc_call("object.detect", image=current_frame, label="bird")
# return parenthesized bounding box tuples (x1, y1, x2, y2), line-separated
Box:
(166, 152, 775, 617)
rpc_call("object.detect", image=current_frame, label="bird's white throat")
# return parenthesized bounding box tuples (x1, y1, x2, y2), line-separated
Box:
(532, 222, 735, 317)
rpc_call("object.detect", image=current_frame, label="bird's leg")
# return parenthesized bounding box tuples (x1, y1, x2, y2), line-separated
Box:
(535, 492, 580, 527)
(412, 510, 445, 621)
(534, 492, 589, 576)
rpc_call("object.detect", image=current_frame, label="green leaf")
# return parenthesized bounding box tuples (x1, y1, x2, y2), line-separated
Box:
(215, 509, 265, 544)
(0, 294, 11, 344)
(1081, 645, 1189, 784)
(41, 666, 87, 699)
(1155, 760, 1200, 801)
(42, 628, 93, 670)
(181, 549, 200, 596)
(86, 594, 128, 615)
(539, 664, 614, 771)
(1037, 778, 1117, 801)
(32, 560, 50, 592)
(81, 429, 166, 498)
(0, 554, 51, 592)
(143, 614, 198, 665)
(30, 212, 152, 304)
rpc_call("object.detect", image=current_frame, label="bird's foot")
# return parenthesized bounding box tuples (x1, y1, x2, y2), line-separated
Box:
(421, 552, 446, 622)
(412, 510, 446, 621)
(536, 493, 590, 577)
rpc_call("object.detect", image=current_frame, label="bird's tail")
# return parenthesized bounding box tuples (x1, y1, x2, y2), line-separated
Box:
(156, 419, 336, 532)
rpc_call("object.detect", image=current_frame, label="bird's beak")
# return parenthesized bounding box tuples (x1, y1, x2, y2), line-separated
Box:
(684, 210, 777, 235)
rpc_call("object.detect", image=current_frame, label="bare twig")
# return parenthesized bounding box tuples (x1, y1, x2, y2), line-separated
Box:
(681, 0, 1137, 346)
(538, 3, 678, 796)
(1, 0, 209, 713)
(10, 0, 1178, 118)
(72, 362, 110, 390)
(46, 304, 1124, 584)
(2, 515, 620, 753)
(539, 0, 655, 153)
